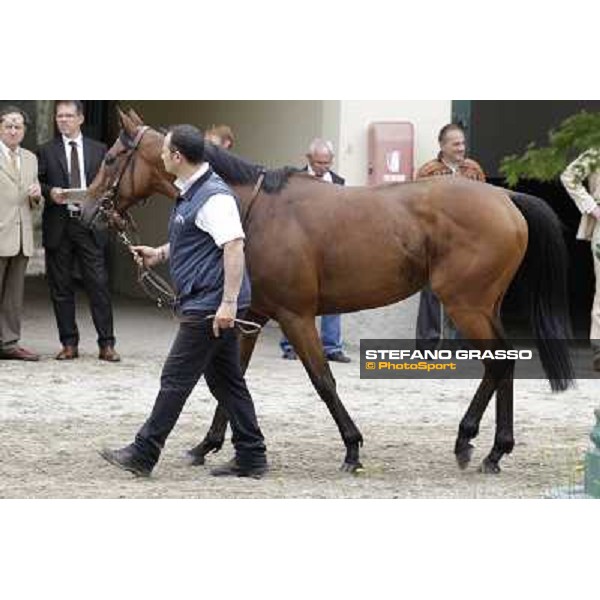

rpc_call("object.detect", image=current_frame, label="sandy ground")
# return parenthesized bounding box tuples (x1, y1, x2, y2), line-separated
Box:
(0, 277, 597, 498)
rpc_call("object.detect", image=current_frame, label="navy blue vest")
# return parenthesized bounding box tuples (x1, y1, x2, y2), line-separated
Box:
(168, 168, 251, 314)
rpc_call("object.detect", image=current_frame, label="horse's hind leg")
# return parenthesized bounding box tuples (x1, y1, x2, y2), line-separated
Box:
(186, 310, 268, 466)
(480, 359, 515, 474)
(279, 311, 364, 472)
(449, 308, 515, 473)
(454, 363, 497, 469)
(454, 357, 515, 473)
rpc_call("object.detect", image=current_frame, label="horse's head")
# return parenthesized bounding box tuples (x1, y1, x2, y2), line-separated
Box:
(83, 107, 176, 230)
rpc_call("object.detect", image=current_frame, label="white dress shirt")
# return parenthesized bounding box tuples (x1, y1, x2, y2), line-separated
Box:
(62, 134, 87, 189)
(307, 164, 333, 183)
(0, 139, 21, 171)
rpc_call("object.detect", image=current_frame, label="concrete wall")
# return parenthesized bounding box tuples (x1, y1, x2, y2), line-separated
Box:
(125, 100, 333, 168)
(337, 100, 451, 185)
(113, 100, 339, 297)
(334, 101, 450, 343)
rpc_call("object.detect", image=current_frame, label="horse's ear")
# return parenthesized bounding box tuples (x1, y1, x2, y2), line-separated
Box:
(118, 107, 137, 136)
(116, 105, 127, 126)
(127, 108, 145, 127)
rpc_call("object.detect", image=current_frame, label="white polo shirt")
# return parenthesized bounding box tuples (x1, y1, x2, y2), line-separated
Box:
(175, 163, 245, 248)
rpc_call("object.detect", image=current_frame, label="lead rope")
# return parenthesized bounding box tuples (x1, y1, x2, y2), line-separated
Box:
(115, 227, 263, 337)
(242, 169, 266, 228)
(115, 228, 178, 313)
(203, 315, 262, 336)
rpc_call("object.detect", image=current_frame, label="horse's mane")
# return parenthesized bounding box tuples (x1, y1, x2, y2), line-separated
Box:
(204, 143, 300, 194)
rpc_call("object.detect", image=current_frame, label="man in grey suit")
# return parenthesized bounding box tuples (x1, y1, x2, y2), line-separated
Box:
(0, 105, 42, 361)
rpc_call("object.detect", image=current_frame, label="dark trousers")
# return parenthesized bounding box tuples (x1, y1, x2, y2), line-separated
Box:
(416, 285, 461, 351)
(45, 219, 115, 348)
(134, 313, 266, 468)
(416, 285, 441, 350)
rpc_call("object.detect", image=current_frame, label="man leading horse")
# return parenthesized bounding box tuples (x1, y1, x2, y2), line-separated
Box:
(99, 124, 268, 479)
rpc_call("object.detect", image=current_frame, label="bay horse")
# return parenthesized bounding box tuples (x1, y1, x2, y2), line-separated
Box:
(85, 108, 574, 475)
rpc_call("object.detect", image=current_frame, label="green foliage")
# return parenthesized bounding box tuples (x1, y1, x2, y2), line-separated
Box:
(500, 111, 600, 187)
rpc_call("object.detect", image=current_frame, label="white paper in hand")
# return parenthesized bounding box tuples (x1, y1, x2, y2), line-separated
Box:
(63, 188, 87, 204)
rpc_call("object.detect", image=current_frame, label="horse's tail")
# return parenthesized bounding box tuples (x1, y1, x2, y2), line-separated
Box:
(507, 190, 575, 391)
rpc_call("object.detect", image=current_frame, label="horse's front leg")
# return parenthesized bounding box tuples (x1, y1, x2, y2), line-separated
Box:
(186, 405, 229, 466)
(279, 310, 364, 473)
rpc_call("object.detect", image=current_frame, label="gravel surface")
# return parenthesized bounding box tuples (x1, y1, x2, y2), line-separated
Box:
(0, 277, 596, 498)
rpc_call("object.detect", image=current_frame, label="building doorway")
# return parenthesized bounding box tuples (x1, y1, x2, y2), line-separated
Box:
(453, 100, 600, 335)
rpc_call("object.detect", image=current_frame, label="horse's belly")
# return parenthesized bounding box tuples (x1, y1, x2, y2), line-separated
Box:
(317, 255, 425, 313)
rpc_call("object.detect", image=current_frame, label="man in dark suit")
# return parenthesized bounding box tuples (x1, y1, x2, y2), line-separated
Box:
(280, 138, 351, 363)
(37, 101, 119, 361)
(301, 138, 345, 185)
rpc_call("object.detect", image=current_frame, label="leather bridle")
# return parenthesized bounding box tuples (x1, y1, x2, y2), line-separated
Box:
(92, 125, 150, 229)
(88, 124, 263, 335)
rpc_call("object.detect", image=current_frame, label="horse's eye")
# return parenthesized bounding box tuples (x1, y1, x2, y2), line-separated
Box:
(105, 155, 116, 166)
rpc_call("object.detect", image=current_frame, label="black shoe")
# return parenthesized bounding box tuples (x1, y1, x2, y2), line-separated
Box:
(99, 445, 153, 477)
(210, 458, 268, 479)
(326, 350, 351, 363)
(281, 348, 297, 360)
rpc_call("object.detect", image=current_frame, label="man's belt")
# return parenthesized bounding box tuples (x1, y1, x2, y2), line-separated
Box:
(67, 205, 82, 218)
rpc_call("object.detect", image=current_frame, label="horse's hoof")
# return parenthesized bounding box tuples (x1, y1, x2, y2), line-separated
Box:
(479, 458, 501, 474)
(455, 443, 474, 470)
(184, 451, 206, 467)
(340, 461, 364, 474)
(184, 441, 223, 467)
